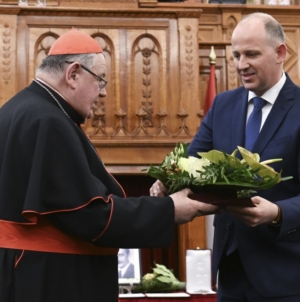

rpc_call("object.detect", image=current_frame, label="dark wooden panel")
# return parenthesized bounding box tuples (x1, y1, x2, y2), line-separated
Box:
(114, 175, 180, 278)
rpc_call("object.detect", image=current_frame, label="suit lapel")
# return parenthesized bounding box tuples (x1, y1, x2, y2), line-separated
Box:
(231, 90, 248, 152)
(253, 76, 295, 154)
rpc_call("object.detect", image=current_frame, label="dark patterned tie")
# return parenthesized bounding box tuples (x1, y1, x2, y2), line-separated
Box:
(245, 97, 266, 151)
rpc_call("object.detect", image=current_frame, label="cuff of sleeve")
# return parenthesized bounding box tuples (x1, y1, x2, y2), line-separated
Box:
(268, 204, 282, 227)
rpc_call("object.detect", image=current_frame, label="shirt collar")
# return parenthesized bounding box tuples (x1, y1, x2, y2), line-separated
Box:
(248, 72, 286, 105)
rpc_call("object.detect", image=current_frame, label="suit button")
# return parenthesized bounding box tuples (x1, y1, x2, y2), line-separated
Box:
(226, 223, 230, 230)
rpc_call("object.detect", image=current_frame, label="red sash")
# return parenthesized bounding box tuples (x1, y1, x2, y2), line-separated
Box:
(0, 217, 118, 255)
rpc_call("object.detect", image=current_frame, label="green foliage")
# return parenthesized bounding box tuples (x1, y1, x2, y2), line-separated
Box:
(145, 143, 292, 194)
(131, 263, 185, 293)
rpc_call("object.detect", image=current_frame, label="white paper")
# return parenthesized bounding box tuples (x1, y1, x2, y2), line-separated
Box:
(186, 290, 216, 295)
(186, 249, 214, 294)
(119, 293, 146, 298)
(145, 293, 190, 297)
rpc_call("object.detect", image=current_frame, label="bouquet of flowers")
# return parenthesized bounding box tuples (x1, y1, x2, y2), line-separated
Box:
(131, 263, 185, 293)
(145, 143, 291, 197)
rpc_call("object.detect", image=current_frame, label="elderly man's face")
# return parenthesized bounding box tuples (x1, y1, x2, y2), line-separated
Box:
(73, 53, 107, 119)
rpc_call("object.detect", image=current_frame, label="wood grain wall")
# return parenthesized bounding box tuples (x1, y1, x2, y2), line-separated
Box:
(1, 1, 300, 280)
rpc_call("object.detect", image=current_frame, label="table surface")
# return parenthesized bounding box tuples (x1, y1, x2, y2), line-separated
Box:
(119, 293, 217, 302)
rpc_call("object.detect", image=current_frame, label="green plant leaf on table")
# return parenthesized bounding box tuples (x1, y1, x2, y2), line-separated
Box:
(131, 263, 185, 293)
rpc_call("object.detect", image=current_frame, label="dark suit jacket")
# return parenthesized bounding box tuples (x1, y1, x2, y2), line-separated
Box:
(121, 263, 135, 278)
(188, 74, 300, 298)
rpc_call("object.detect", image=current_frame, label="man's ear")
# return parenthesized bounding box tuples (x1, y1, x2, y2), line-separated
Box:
(65, 62, 80, 88)
(276, 43, 287, 64)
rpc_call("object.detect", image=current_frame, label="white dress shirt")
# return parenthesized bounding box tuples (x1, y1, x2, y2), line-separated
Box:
(247, 72, 287, 130)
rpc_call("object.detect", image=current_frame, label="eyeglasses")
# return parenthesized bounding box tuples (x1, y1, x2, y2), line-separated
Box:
(65, 61, 108, 90)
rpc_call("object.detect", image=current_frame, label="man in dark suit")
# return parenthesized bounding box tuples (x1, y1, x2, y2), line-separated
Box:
(187, 12, 300, 301)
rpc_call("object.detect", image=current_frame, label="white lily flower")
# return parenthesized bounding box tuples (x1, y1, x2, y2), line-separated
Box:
(178, 156, 211, 180)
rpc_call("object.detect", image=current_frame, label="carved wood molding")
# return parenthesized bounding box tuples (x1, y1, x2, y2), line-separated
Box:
(1, 23, 12, 85)
(0, 5, 202, 18)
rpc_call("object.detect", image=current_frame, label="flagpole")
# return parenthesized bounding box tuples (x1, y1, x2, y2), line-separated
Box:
(209, 46, 216, 65)
(203, 46, 217, 116)
(205, 46, 217, 251)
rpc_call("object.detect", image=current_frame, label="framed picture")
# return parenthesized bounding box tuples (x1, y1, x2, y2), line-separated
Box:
(118, 248, 142, 285)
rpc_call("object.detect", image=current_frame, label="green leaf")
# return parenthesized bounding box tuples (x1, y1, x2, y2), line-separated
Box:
(238, 146, 281, 180)
(198, 150, 243, 169)
(152, 267, 167, 275)
(156, 276, 173, 283)
(143, 143, 292, 194)
(155, 264, 172, 273)
(132, 263, 185, 293)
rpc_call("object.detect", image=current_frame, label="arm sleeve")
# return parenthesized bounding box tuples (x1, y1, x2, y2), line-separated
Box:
(47, 195, 175, 248)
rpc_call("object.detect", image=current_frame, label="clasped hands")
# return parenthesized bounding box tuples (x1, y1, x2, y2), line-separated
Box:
(150, 180, 218, 224)
(150, 180, 280, 226)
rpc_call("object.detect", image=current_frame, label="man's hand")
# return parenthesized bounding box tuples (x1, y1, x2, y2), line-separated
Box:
(225, 196, 280, 227)
(149, 180, 168, 197)
(150, 180, 219, 224)
(170, 188, 219, 224)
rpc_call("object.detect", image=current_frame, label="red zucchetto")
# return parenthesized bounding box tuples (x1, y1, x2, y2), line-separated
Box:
(48, 28, 103, 55)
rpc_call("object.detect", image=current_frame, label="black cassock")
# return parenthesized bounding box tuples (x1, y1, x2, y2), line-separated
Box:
(0, 81, 175, 302)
